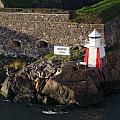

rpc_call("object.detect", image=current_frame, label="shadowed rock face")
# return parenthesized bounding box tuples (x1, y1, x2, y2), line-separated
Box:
(3, 0, 63, 8)
(13, 93, 36, 103)
(3, 0, 102, 9)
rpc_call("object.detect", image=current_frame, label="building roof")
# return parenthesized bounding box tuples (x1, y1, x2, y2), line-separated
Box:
(88, 29, 101, 38)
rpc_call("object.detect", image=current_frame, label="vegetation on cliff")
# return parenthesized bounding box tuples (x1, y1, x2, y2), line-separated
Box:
(73, 0, 120, 23)
(37, 47, 85, 63)
(4, 58, 27, 70)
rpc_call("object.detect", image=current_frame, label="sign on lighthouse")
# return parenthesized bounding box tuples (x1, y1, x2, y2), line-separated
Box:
(84, 29, 106, 68)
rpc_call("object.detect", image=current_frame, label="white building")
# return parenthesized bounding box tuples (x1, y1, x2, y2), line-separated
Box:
(84, 29, 106, 68)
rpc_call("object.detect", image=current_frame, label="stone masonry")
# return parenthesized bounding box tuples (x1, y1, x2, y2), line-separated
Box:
(0, 12, 119, 57)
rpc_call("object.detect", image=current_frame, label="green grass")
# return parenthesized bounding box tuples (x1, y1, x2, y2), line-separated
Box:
(77, 0, 120, 12)
(74, 0, 120, 23)
(77, 0, 120, 13)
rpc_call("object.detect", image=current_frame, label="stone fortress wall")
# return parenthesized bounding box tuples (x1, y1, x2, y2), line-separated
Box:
(0, 12, 119, 57)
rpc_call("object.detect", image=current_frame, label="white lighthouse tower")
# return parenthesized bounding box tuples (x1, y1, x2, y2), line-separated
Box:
(84, 29, 106, 68)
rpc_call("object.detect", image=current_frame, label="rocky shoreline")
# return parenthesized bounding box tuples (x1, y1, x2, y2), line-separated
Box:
(0, 48, 120, 107)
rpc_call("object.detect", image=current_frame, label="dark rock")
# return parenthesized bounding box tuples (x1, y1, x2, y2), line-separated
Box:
(61, 61, 78, 73)
(37, 93, 58, 104)
(0, 68, 7, 85)
(0, 73, 36, 101)
(13, 93, 36, 103)
(42, 80, 77, 105)
(13, 76, 36, 93)
(1, 51, 120, 106)
(75, 80, 104, 106)
(1, 77, 15, 100)
(109, 68, 120, 81)
(50, 68, 104, 106)
(0, 59, 61, 103)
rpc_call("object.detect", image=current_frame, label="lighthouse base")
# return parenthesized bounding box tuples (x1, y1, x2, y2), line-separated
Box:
(88, 64, 96, 67)
(88, 57, 107, 68)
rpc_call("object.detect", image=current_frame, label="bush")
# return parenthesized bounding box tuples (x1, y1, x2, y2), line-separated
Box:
(4, 58, 27, 70)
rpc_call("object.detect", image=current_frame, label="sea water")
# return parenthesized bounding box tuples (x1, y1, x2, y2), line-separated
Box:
(1, 94, 120, 120)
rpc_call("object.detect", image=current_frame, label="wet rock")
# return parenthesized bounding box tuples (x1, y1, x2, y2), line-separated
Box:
(13, 93, 36, 104)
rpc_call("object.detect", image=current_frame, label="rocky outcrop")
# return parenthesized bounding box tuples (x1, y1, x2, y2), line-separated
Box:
(48, 63, 104, 106)
(0, 59, 62, 104)
(42, 80, 77, 105)
(1, 51, 120, 106)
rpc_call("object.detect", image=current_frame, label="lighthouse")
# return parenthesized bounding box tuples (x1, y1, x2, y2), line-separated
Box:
(84, 29, 106, 68)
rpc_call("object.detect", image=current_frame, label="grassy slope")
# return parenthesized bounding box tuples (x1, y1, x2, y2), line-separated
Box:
(77, 0, 120, 13)
(75, 0, 120, 23)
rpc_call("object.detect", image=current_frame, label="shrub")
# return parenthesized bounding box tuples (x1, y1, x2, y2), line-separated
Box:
(4, 58, 27, 70)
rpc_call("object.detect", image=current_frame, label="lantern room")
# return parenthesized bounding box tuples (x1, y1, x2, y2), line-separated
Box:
(85, 29, 104, 47)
